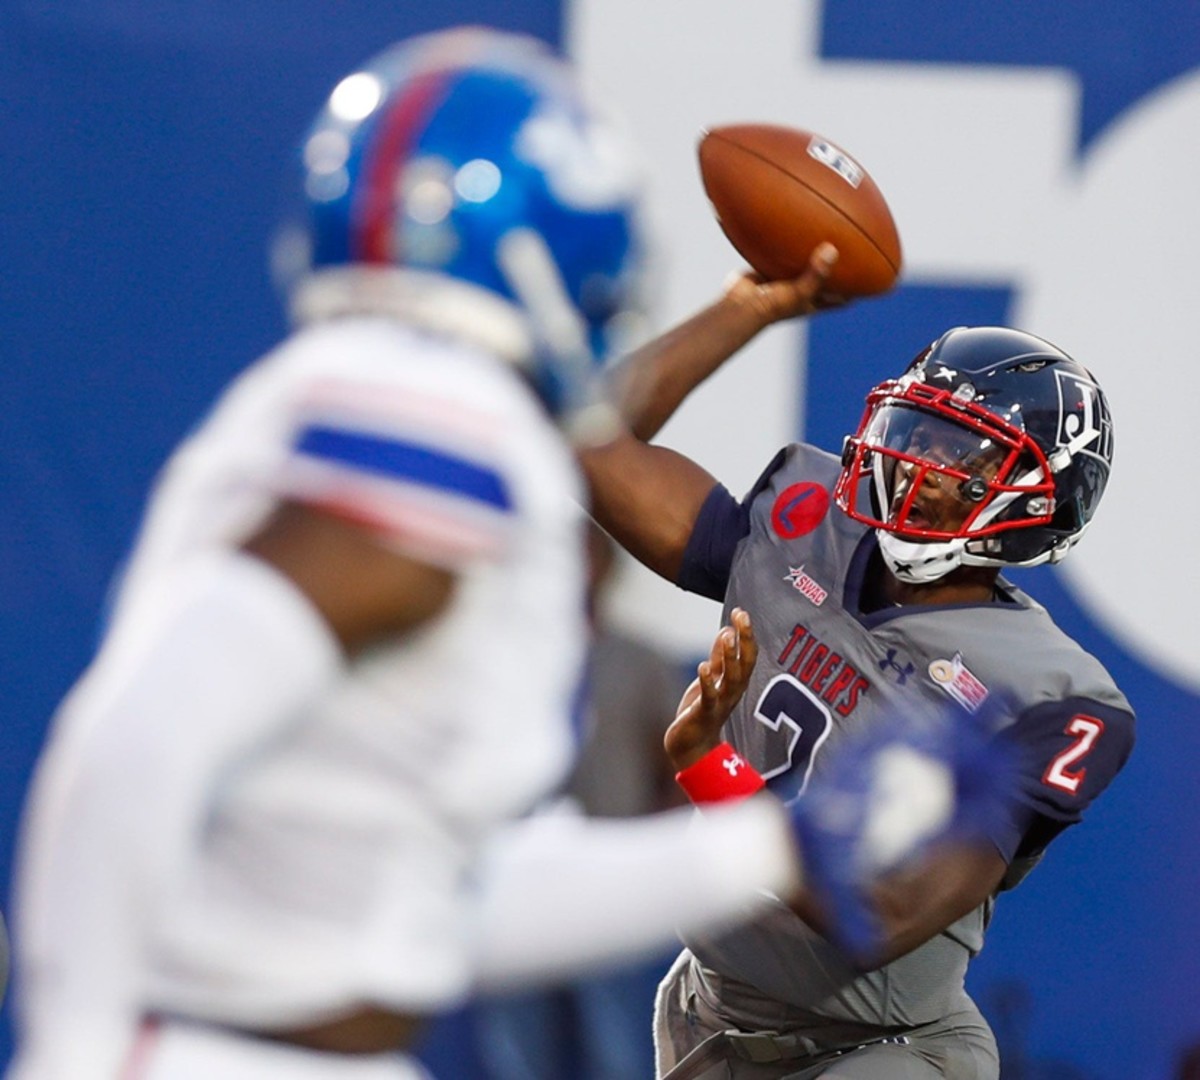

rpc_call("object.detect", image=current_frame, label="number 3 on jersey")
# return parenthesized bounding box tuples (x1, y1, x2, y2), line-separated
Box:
(753, 674, 834, 800)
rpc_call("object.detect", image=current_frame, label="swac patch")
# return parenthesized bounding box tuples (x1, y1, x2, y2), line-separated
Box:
(929, 653, 989, 713)
(784, 565, 828, 606)
(771, 482, 830, 539)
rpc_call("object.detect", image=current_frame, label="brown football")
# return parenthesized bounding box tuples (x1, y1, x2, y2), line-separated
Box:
(698, 123, 902, 296)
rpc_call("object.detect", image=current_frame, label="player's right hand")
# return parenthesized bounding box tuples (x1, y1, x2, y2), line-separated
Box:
(723, 243, 845, 324)
(664, 608, 757, 771)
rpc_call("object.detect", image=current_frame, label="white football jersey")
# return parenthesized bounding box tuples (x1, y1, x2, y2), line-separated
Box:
(11, 318, 589, 1069)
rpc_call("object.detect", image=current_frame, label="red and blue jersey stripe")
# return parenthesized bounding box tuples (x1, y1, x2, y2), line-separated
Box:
(294, 424, 512, 513)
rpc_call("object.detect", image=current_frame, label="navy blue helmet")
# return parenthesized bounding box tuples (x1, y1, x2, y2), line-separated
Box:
(836, 326, 1114, 582)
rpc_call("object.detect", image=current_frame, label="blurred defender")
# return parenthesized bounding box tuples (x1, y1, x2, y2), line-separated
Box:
(6, 28, 759, 1079)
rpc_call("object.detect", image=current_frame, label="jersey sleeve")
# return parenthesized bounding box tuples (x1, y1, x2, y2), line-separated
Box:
(272, 377, 517, 568)
(1008, 696, 1135, 824)
(677, 448, 788, 600)
(985, 696, 1135, 864)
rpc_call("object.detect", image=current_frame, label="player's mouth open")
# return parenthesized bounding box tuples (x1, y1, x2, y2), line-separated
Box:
(890, 485, 935, 532)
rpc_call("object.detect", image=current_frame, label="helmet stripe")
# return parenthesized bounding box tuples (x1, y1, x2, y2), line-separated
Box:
(351, 68, 459, 264)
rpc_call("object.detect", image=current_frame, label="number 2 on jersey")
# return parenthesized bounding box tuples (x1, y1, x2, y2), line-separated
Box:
(753, 673, 834, 800)
(1042, 714, 1105, 794)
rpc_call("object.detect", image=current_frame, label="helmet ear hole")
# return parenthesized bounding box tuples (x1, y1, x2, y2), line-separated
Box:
(960, 477, 988, 502)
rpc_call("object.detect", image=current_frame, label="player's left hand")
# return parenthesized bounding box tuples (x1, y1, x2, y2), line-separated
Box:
(664, 608, 757, 771)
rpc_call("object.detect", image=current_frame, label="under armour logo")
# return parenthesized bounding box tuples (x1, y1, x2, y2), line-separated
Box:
(932, 365, 958, 382)
(723, 753, 748, 776)
(879, 648, 916, 684)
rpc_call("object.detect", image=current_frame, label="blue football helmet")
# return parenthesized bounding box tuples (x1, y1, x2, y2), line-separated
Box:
(835, 327, 1114, 583)
(276, 27, 645, 438)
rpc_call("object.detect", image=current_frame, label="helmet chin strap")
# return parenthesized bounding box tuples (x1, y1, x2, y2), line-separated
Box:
(876, 531, 968, 584)
(873, 463, 1051, 583)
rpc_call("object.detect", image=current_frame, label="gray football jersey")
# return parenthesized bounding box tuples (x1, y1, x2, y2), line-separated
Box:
(677, 443, 1135, 1035)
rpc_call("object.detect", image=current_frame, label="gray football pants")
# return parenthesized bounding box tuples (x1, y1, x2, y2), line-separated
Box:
(654, 951, 1000, 1080)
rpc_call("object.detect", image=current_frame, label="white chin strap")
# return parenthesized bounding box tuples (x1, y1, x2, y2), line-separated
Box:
(876, 531, 968, 584)
(874, 464, 1051, 584)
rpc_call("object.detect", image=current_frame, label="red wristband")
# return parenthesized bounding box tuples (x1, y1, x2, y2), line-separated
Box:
(675, 742, 766, 805)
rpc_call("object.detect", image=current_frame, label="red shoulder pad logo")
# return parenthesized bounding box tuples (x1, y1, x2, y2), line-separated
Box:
(771, 482, 830, 539)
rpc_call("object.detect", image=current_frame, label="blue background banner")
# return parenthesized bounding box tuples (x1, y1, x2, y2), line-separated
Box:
(2, 2, 1196, 1077)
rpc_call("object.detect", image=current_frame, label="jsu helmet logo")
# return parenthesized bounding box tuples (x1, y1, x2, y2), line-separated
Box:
(1054, 369, 1113, 465)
